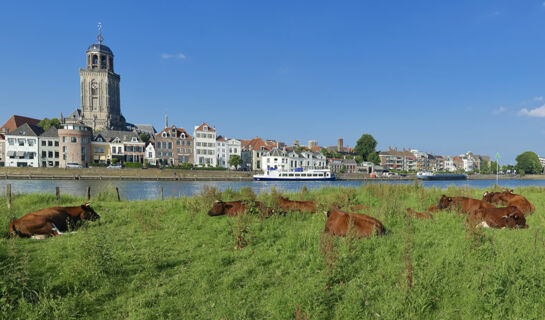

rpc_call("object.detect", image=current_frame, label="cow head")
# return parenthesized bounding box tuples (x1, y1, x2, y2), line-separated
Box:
(501, 207, 528, 229)
(483, 191, 501, 203)
(80, 202, 100, 221)
(438, 195, 453, 209)
(208, 200, 226, 216)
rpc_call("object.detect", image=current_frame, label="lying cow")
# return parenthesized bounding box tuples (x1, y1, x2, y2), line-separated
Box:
(207, 200, 271, 217)
(9, 202, 100, 238)
(406, 208, 433, 219)
(427, 205, 440, 213)
(279, 196, 316, 214)
(467, 206, 528, 229)
(438, 195, 495, 214)
(324, 208, 385, 238)
(483, 190, 535, 215)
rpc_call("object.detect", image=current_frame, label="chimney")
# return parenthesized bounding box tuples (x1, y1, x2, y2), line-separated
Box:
(165, 113, 168, 129)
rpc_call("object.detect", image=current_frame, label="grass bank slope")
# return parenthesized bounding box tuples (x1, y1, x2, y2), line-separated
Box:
(1, 185, 545, 319)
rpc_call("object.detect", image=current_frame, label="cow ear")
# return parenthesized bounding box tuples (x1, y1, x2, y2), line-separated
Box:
(501, 215, 508, 220)
(483, 192, 488, 196)
(84, 202, 91, 207)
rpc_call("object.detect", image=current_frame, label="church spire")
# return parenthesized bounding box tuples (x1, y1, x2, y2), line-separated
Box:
(97, 22, 104, 44)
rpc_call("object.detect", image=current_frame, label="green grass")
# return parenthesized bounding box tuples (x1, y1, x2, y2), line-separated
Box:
(1, 184, 545, 319)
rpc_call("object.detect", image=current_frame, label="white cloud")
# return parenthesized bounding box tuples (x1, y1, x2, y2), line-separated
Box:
(534, 96, 544, 101)
(160, 53, 187, 60)
(492, 106, 507, 115)
(519, 105, 545, 117)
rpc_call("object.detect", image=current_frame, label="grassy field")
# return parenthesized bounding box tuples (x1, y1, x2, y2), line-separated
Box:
(1, 184, 545, 319)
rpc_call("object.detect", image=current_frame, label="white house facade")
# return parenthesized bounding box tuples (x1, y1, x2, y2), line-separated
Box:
(262, 148, 327, 172)
(193, 122, 217, 167)
(4, 123, 42, 168)
(145, 143, 156, 166)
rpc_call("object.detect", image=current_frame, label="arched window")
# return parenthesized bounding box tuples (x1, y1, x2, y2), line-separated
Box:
(92, 55, 98, 65)
(91, 82, 98, 96)
(101, 55, 107, 69)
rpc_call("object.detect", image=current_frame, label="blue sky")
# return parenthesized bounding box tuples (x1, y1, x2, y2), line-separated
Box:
(1, 1, 545, 163)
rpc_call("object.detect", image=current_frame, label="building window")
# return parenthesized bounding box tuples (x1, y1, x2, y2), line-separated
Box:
(55, 152, 59, 158)
(187, 141, 191, 146)
(18, 138, 25, 146)
(71, 137, 77, 143)
(42, 141, 46, 146)
(42, 151, 46, 157)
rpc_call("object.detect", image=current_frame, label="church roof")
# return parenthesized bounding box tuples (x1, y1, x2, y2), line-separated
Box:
(0, 115, 40, 134)
(87, 43, 113, 55)
(67, 109, 82, 120)
(94, 130, 141, 143)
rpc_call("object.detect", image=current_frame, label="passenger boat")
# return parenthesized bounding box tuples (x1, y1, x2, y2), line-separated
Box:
(416, 171, 467, 180)
(253, 168, 336, 181)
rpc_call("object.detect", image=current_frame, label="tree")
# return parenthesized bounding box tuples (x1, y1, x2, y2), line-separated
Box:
(321, 148, 332, 159)
(490, 161, 498, 174)
(339, 165, 346, 174)
(515, 151, 542, 175)
(355, 155, 364, 164)
(39, 118, 61, 131)
(354, 134, 377, 161)
(480, 160, 490, 174)
(139, 133, 149, 143)
(229, 155, 243, 170)
(368, 151, 380, 166)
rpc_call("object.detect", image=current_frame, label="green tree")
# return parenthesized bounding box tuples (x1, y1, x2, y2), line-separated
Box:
(355, 155, 363, 164)
(38, 118, 61, 131)
(345, 154, 354, 160)
(515, 151, 542, 175)
(139, 133, 149, 143)
(480, 160, 490, 174)
(229, 155, 243, 169)
(490, 161, 498, 174)
(321, 148, 332, 159)
(339, 165, 346, 173)
(354, 134, 377, 161)
(368, 151, 380, 166)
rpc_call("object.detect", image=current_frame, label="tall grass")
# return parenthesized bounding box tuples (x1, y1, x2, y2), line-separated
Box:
(1, 185, 545, 319)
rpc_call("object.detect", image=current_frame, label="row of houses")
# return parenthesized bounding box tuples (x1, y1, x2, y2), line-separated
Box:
(378, 147, 490, 172)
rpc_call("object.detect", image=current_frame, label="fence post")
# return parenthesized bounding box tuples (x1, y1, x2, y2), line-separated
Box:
(86, 186, 91, 201)
(115, 187, 121, 202)
(7, 184, 11, 210)
(161, 187, 164, 201)
(56, 186, 60, 201)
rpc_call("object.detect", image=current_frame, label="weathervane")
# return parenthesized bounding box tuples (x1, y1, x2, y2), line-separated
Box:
(97, 22, 103, 44)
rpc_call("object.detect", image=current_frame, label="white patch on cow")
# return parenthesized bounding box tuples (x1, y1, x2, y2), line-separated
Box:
(51, 223, 63, 235)
(478, 221, 490, 228)
(31, 235, 49, 240)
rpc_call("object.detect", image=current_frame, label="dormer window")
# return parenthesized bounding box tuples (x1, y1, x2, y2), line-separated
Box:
(181, 133, 185, 139)
(162, 132, 167, 138)
(203, 126, 208, 131)
(132, 137, 138, 142)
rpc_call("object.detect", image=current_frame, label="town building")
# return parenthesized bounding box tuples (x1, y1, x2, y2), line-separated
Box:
(216, 136, 228, 168)
(4, 123, 43, 167)
(0, 115, 40, 135)
(145, 143, 156, 166)
(241, 138, 277, 171)
(0, 134, 4, 166)
(193, 122, 216, 167)
(378, 147, 417, 172)
(226, 138, 242, 169)
(155, 125, 193, 166)
(58, 123, 92, 168)
(93, 130, 145, 164)
(261, 148, 327, 172)
(91, 134, 112, 165)
(39, 127, 60, 167)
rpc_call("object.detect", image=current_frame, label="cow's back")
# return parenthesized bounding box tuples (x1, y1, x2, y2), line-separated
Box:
(505, 195, 535, 215)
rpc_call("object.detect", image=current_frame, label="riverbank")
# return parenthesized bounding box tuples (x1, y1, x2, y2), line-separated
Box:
(2, 185, 545, 319)
(1, 167, 544, 182)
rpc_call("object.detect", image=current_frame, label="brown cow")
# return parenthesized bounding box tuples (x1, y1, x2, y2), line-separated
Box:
(207, 200, 271, 217)
(9, 202, 100, 238)
(324, 208, 385, 238)
(406, 208, 433, 219)
(427, 205, 440, 213)
(483, 190, 535, 215)
(438, 195, 495, 214)
(467, 206, 528, 229)
(279, 196, 316, 213)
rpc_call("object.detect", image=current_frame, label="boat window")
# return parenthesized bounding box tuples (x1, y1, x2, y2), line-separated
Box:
(289, 173, 294, 177)
(313, 174, 318, 177)
(295, 174, 300, 177)
(320, 173, 324, 177)
(301, 174, 306, 176)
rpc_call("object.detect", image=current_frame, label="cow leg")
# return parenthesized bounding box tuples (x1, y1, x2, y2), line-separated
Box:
(50, 223, 63, 236)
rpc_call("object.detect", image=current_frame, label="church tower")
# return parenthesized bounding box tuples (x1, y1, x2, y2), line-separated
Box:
(79, 23, 125, 131)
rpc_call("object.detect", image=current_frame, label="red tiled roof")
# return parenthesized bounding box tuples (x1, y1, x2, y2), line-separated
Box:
(241, 137, 274, 151)
(1, 115, 40, 133)
(216, 135, 226, 141)
(310, 145, 321, 152)
(195, 122, 215, 132)
(156, 126, 192, 139)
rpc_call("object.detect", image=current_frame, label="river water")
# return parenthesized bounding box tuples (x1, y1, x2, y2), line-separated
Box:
(1, 179, 545, 201)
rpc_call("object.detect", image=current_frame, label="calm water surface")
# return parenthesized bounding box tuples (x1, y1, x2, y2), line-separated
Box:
(1, 179, 545, 201)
